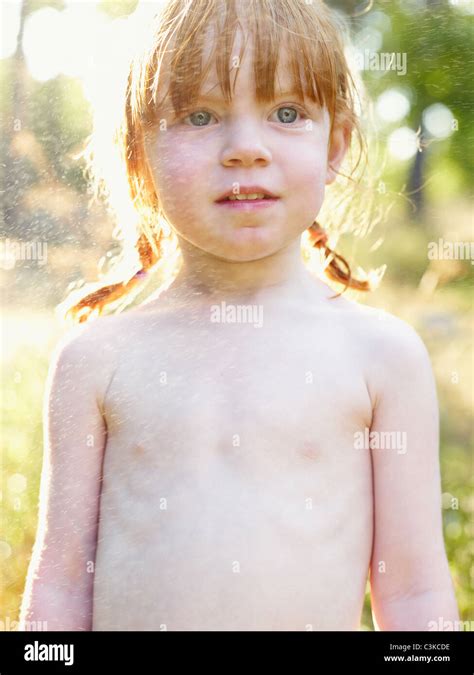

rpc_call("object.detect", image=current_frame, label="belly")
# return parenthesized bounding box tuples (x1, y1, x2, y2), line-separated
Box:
(92, 442, 373, 631)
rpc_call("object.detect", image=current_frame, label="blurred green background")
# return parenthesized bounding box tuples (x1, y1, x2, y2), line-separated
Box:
(1, 0, 472, 631)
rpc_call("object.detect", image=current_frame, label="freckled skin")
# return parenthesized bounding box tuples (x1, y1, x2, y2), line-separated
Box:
(91, 292, 375, 631)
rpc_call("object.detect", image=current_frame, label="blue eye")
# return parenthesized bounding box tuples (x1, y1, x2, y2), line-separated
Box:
(181, 104, 307, 127)
(273, 105, 307, 124)
(276, 106, 298, 123)
(185, 110, 215, 127)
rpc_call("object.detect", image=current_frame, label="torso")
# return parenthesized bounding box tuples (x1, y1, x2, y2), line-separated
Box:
(92, 292, 375, 630)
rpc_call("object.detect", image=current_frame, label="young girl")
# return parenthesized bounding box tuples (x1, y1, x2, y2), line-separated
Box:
(20, 0, 459, 631)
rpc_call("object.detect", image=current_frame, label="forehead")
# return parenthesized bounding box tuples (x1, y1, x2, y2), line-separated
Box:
(156, 23, 297, 105)
(140, 0, 335, 126)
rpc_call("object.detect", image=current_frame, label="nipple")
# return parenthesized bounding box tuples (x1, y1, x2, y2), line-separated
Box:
(298, 442, 319, 461)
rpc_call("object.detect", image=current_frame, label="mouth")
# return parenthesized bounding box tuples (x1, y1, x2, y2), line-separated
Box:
(215, 187, 280, 209)
(215, 196, 279, 210)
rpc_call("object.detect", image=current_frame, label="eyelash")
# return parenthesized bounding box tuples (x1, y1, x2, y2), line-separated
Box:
(179, 103, 310, 127)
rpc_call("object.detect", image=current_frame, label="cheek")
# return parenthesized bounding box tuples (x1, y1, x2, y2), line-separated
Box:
(286, 136, 328, 178)
(146, 135, 219, 243)
(150, 135, 211, 200)
(281, 143, 328, 210)
(152, 144, 194, 202)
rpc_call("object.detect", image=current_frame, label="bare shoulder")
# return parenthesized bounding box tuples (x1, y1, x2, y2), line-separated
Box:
(55, 313, 123, 358)
(355, 303, 431, 362)
(341, 302, 435, 406)
(340, 300, 429, 351)
(57, 304, 160, 353)
(51, 312, 144, 406)
(55, 302, 173, 364)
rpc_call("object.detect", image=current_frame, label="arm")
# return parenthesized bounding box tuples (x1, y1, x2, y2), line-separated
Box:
(367, 317, 459, 631)
(18, 327, 109, 631)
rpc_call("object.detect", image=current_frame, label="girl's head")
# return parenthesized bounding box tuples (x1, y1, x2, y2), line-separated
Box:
(63, 0, 373, 324)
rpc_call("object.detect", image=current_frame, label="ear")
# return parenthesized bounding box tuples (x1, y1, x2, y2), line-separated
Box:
(326, 122, 351, 185)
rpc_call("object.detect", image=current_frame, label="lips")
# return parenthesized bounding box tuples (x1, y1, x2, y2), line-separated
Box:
(215, 186, 279, 202)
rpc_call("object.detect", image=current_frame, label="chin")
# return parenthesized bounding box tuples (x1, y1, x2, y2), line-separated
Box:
(216, 225, 289, 259)
(176, 222, 293, 262)
(205, 235, 284, 263)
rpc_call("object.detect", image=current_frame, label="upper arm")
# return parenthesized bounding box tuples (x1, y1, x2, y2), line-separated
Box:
(367, 317, 452, 606)
(27, 326, 110, 593)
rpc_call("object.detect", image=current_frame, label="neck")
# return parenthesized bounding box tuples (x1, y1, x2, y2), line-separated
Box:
(161, 236, 330, 307)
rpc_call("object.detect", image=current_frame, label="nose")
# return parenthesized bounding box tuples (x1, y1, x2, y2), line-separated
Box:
(219, 117, 272, 167)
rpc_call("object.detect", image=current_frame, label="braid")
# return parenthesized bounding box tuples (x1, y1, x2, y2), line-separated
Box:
(307, 222, 370, 295)
(64, 222, 368, 323)
(63, 231, 161, 324)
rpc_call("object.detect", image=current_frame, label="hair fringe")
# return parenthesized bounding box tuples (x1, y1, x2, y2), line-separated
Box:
(61, 0, 377, 325)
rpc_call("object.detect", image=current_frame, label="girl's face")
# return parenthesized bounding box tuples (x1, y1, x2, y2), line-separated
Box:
(144, 27, 348, 263)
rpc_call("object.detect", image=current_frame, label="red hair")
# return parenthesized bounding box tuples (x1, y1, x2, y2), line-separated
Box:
(61, 0, 375, 324)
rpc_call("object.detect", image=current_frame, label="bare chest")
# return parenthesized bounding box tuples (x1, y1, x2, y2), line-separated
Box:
(93, 315, 375, 629)
(105, 320, 371, 463)
(101, 317, 374, 515)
